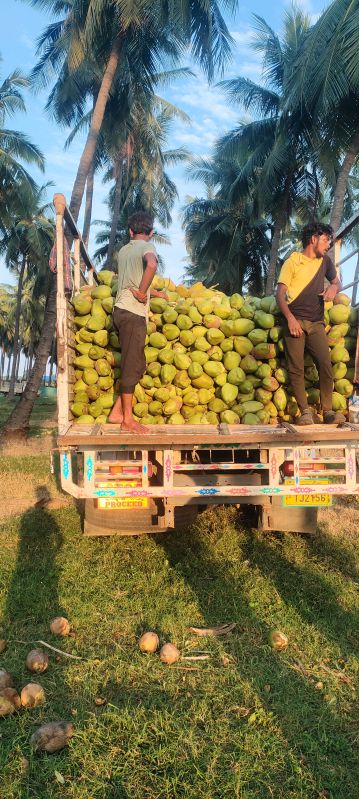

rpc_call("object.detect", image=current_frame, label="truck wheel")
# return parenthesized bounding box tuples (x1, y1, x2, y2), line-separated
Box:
(83, 500, 199, 537)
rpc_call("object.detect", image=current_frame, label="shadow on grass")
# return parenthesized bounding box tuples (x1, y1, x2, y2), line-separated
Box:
(238, 528, 359, 653)
(4, 486, 65, 629)
(155, 507, 358, 799)
(1, 486, 129, 799)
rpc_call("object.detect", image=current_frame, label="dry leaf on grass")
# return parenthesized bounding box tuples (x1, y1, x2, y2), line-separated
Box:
(189, 623, 236, 636)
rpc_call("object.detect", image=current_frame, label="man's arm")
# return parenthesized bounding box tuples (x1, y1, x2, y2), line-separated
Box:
(323, 274, 341, 301)
(130, 252, 158, 303)
(276, 283, 303, 337)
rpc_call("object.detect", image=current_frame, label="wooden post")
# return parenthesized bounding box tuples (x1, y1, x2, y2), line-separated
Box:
(73, 238, 81, 292)
(54, 193, 71, 433)
(334, 238, 341, 278)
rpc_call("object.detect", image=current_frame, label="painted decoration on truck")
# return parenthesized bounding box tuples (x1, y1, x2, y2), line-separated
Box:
(86, 455, 93, 483)
(94, 489, 116, 497)
(347, 452, 355, 480)
(197, 488, 220, 495)
(165, 455, 172, 483)
(270, 452, 278, 480)
(62, 453, 70, 481)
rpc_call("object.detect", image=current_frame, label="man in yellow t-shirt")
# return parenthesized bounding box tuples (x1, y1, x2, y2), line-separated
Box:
(108, 211, 166, 433)
(276, 222, 344, 426)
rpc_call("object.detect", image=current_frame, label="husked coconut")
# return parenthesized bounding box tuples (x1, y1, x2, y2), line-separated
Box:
(139, 632, 159, 653)
(50, 617, 71, 636)
(0, 694, 16, 717)
(21, 683, 46, 708)
(269, 631, 288, 651)
(26, 648, 49, 674)
(0, 640, 7, 654)
(0, 669, 13, 690)
(159, 643, 180, 664)
(31, 721, 75, 753)
(0, 687, 21, 709)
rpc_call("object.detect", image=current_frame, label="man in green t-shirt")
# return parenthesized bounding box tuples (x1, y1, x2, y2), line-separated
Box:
(109, 211, 165, 433)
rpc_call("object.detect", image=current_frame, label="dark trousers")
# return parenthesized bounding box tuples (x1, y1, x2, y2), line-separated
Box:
(283, 320, 333, 412)
(113, 307, 146, 394)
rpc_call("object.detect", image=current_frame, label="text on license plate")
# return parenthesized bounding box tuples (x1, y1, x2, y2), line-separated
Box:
(97, 497, 149, 510)
(283, 494, 332, 507)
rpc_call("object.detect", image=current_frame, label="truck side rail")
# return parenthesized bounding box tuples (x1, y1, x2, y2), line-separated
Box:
(54, 193, 100, 434)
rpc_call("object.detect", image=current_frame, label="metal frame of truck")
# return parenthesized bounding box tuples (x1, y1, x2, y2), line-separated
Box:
(54, 194, 359, 535)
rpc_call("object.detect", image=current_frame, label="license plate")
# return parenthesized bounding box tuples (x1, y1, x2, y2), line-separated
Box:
(97, 497, 149, 510)
(283, 494, 332, 507)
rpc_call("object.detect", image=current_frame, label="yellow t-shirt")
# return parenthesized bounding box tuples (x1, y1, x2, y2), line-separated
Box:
(277, 252, 336, 322)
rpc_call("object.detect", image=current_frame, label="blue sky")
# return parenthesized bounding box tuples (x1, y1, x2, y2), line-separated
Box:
(1, 0, 330, 287)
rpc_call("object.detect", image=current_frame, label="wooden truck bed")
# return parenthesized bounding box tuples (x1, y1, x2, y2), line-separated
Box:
(58, 421, 359, 448)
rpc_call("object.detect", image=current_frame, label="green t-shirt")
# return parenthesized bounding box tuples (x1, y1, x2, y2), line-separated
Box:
(114, 239, 157, 318)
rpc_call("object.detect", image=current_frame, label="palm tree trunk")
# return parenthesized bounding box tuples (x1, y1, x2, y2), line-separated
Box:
(330, 129, 359, 234)
(6, 354, 11, 380)
(1, 275, 56, 439)
(15, 347, 21, 381)
(0, 346, 5, 379)
(82, 159, 95, 246)
(265, 177, 291, 294)
(69, 39, 121, 225)
(49, 339, 56, 385)
(106, 159, 124, 268)
(8, 255, 26, 400)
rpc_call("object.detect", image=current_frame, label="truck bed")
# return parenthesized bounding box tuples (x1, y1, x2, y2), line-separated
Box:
(58, 421, 359, 448)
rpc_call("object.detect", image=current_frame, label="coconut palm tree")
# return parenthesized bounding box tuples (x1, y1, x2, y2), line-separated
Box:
(28, 0, 238, 226)
(215, 9, 318, 292)
(286, 0, 359, 234)
(0, 185, 54, 400)
(0, 56, 45, 233)
(183, 156, 271, 294)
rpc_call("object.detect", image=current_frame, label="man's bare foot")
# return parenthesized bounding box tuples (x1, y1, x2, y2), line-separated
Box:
(108, 412, 123, 424)
(121, 419, 148, 434)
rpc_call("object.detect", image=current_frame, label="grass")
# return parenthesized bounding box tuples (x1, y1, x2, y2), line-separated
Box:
(0, 397, 57, 437)
(0, 453, 358, 799)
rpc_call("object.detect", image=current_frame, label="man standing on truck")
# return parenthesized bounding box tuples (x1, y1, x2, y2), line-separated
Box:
(109, 211, 164, 433)
(276, 221, 346, 426)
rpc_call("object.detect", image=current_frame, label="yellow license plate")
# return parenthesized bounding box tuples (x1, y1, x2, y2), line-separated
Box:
(97, 497, 149, 510)
(283, 494, 332, 507)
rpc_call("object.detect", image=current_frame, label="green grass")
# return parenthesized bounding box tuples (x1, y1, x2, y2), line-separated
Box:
(0, 456, 358, 799)
(0, 397, 57, 436)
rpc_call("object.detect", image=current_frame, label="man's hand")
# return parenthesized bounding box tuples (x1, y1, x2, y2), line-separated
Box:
(130, 287, 147, 304)
(150, 289, 169, 300)
(323, 283, 338, 301)
(288, 314, 303, 337)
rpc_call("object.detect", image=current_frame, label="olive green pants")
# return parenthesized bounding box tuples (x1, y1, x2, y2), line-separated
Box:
(283, 320, 333, 412)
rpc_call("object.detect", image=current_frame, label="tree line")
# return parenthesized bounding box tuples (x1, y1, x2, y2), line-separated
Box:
(1, 0, 359, 437)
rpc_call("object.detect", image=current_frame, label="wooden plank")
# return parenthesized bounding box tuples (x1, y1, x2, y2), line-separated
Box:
(58, 424, 359, 448)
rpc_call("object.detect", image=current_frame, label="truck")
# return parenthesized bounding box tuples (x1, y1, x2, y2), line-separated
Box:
(54, 194, 359, 536)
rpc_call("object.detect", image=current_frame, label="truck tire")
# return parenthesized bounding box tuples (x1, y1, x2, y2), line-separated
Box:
(83, 499, 199, 537)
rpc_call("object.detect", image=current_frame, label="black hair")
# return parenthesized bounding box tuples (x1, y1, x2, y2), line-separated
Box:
(301, 222, 333, 248)
(128, 211, 154, 235)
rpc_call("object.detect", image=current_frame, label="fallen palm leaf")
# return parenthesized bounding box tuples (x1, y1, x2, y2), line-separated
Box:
(320, 663, 353, 686)
(14, 640, 82, 661)
(189, 623, 236, 636)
